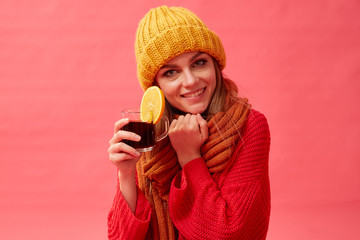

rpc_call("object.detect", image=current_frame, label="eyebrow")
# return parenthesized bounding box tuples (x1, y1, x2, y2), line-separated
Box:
(160, 52, 205, 69)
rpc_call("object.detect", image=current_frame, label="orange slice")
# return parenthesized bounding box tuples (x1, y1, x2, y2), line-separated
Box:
(140, 86, 165, 124)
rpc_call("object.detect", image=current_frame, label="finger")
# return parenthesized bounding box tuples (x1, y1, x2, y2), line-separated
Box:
(109, 152, 140, 164)
(109, 130, 141, 145)
(189, 114, 199, 131)
(170, 119, 178, 130)
(177, 115, 185, 123)
(196, 114, 209, 140)
(170, 119, 178, 127)
(108, 142, 141, 158)
(114, 118, 130, 133)
(175, 114, 190, 129)
(183, 113, 192, 125)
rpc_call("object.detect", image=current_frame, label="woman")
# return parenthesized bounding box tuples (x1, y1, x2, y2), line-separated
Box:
(108, 6, 271, 240)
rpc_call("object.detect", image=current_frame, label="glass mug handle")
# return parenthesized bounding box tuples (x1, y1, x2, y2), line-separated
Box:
(156, 115, 169, 142)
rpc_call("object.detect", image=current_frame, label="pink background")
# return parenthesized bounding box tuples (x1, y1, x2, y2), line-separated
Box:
(1, 0, 359, 239)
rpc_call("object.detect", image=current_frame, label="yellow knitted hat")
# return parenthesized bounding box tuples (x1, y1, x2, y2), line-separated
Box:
(135, 6, 226, 91)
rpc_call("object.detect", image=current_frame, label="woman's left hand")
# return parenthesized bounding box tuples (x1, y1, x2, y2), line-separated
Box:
(168, 113, 208, 167)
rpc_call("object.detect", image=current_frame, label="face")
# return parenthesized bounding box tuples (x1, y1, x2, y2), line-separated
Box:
(155, 52, 217, 114)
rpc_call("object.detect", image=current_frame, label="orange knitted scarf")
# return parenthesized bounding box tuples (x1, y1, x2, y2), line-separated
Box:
(136, 97, 251, 239)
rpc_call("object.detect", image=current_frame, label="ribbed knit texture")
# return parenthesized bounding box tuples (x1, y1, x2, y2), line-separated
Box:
(135, 97, 250, 239)
(107, 109, 271, 239)
(135, 6, 226, 91)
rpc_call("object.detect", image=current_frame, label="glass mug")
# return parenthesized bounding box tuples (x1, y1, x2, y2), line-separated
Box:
(121, 108, 169, 152)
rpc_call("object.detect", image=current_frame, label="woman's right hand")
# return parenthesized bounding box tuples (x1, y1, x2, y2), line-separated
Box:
(108, 118, 142, 176)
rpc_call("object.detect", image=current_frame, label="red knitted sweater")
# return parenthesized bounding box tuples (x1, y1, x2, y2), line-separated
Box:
(108, 109, 271, 239)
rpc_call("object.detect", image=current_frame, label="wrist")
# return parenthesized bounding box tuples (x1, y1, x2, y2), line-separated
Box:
(177, 153, 201, 168)
(118, 171, 136, 186)
(117, 171, 137, 213)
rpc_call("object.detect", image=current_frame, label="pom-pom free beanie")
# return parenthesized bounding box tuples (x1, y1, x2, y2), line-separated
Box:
(135, 6, 226, 91)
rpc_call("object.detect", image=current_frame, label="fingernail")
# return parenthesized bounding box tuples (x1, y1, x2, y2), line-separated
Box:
(134, 151, 141, 156)
(134, 135, 141, 141)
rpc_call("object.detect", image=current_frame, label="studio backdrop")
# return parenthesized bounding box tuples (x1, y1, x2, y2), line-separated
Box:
(1, 0, 359, 239)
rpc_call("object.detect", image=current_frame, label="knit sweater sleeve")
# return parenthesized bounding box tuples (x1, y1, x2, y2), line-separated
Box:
(169, 110, 271, 240)
(107, 180, 151, 240)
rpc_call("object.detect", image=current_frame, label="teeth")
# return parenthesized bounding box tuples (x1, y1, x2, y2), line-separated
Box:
(183, 88, 204, 98)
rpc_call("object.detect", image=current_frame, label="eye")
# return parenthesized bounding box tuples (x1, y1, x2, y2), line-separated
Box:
(163, 69, 177, 77)
(193, 59, 207, 67)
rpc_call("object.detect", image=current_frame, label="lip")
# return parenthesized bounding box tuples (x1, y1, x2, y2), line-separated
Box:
(181, 87, 206, 99)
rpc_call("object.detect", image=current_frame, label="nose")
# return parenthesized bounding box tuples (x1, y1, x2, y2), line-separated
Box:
(182, 69, 199, 87)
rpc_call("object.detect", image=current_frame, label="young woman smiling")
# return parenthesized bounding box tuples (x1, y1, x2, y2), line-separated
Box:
(108, 6, 271, 240)
(155, 52, 217, 115)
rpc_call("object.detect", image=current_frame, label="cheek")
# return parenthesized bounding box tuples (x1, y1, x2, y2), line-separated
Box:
(202, 71, 217, 90)
(157, 81, 178, 100)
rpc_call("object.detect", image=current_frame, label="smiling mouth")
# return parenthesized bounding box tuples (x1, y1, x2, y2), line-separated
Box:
(181, 88, 205, 98)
